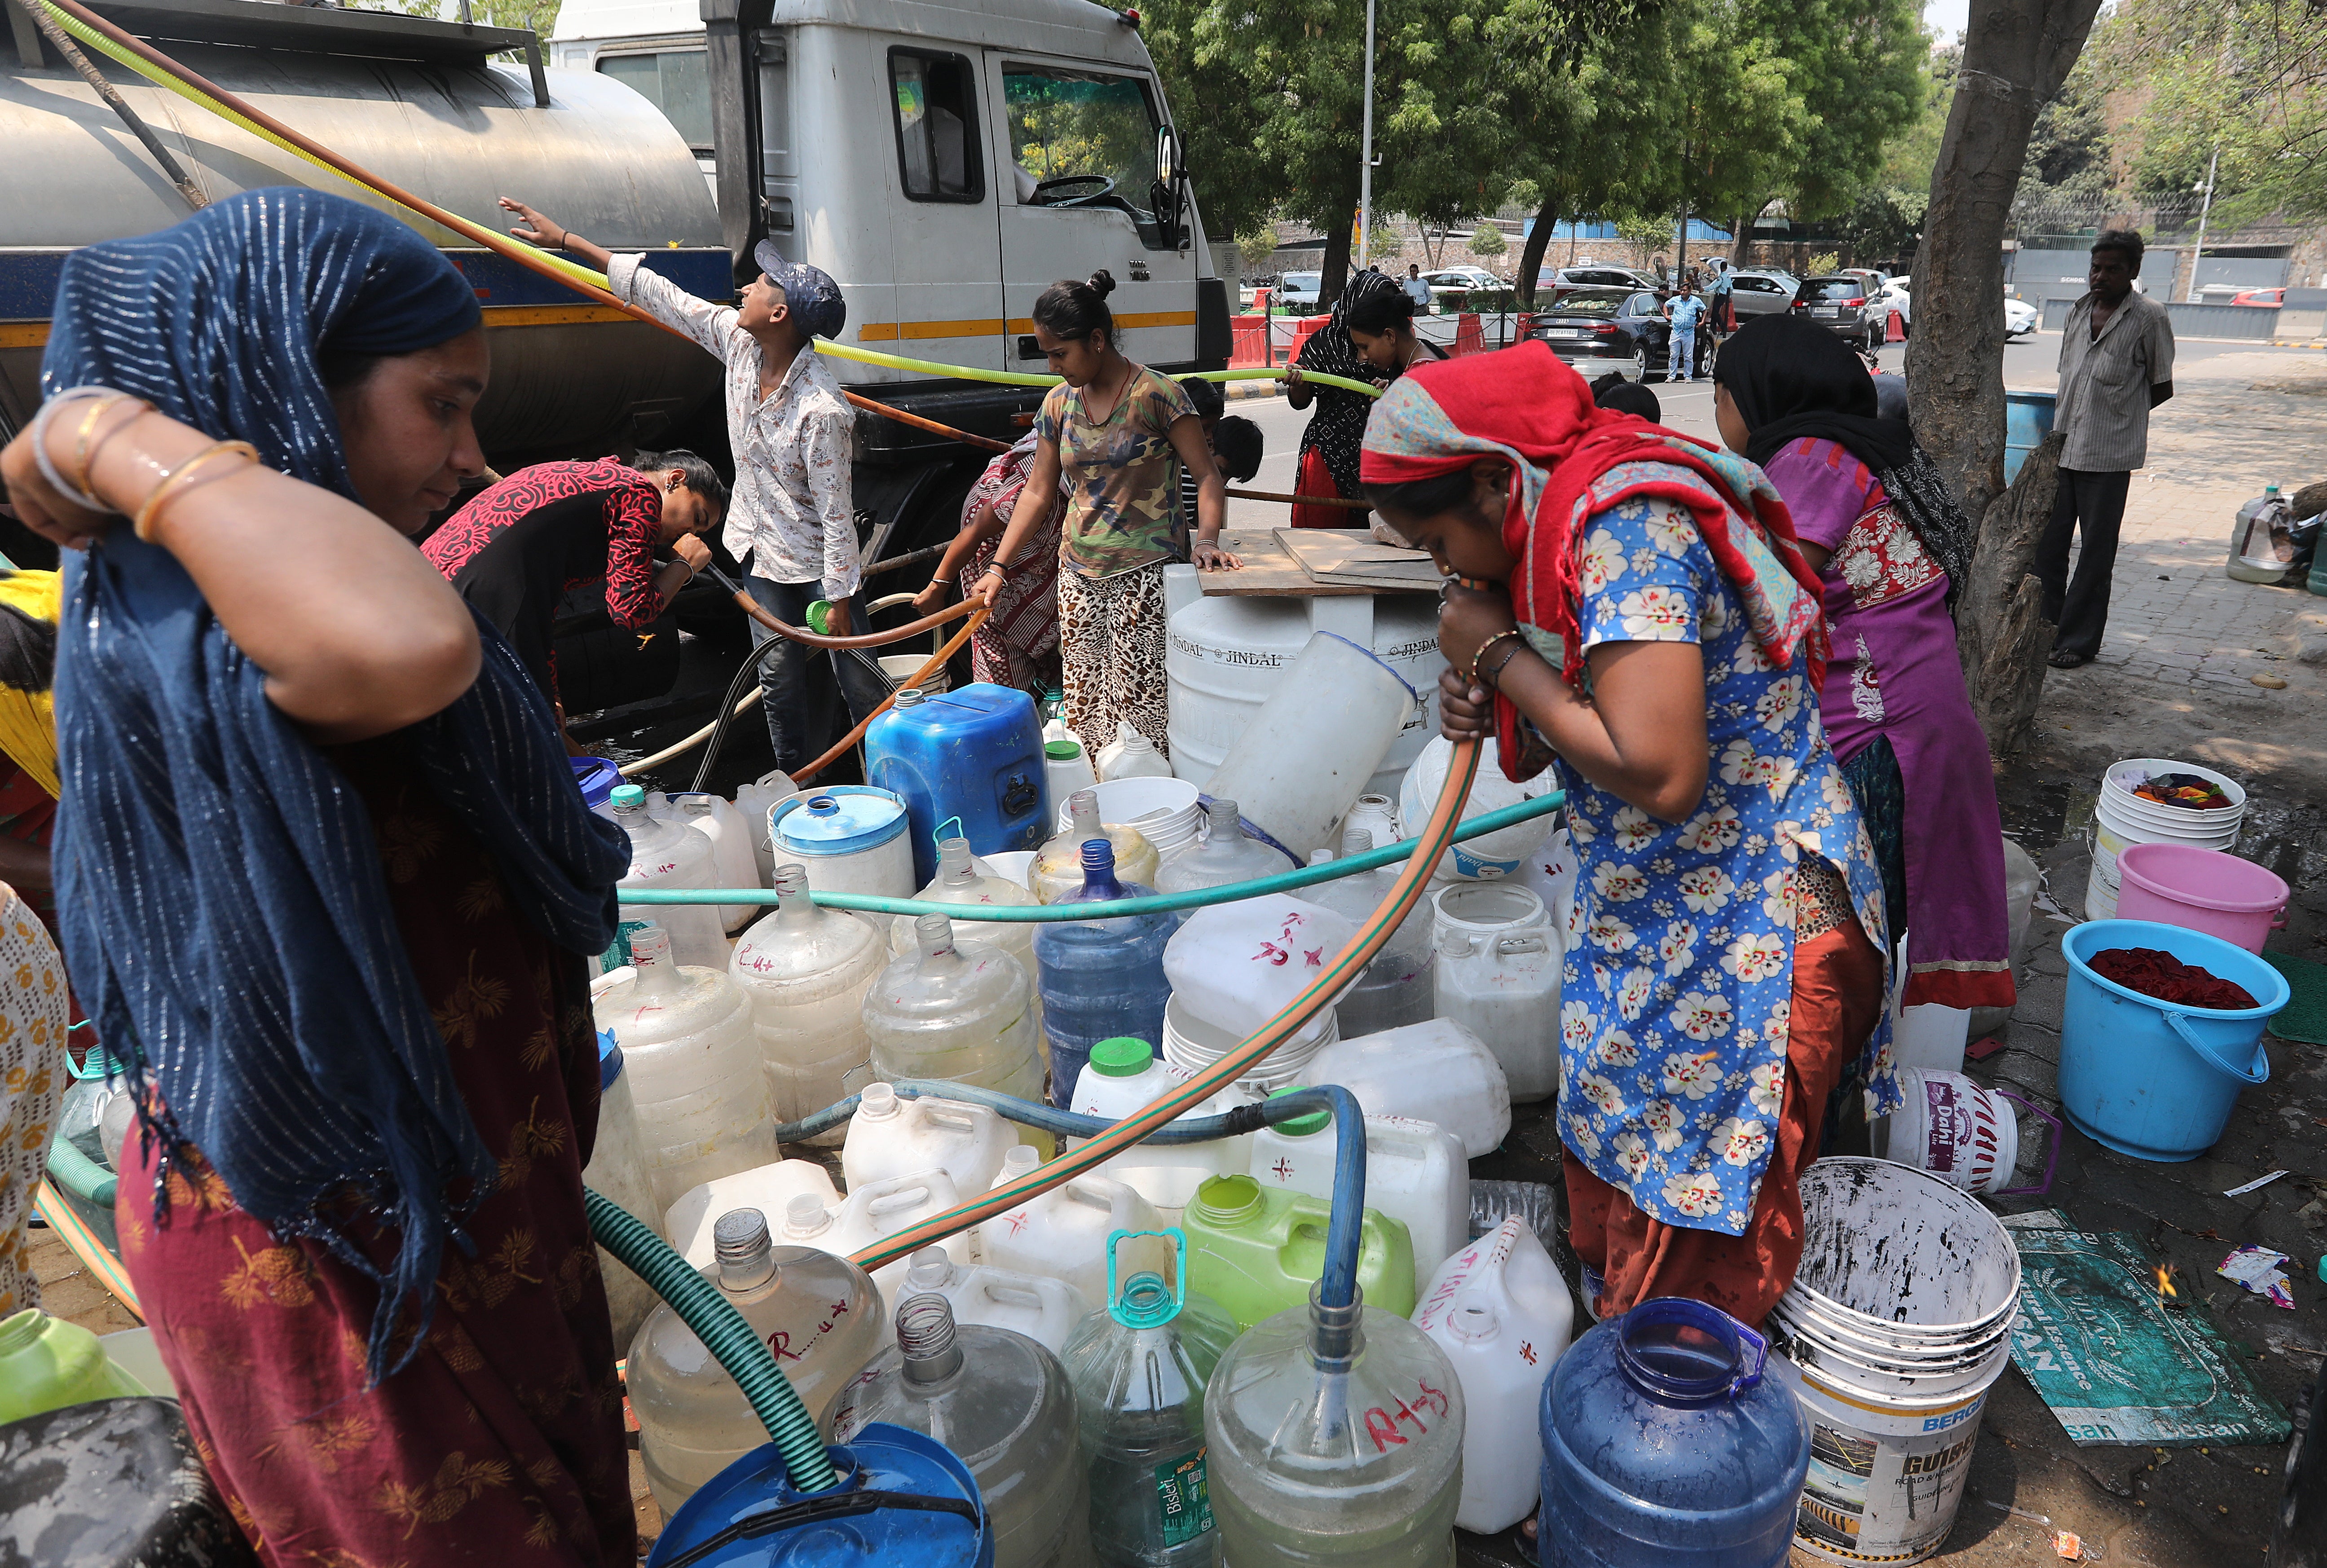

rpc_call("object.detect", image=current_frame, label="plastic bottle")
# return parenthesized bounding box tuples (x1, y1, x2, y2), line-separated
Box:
(674, 791, 762, 931)
(593, 924, 778, 1211)
(842, 1081, 1015, 1198)
(0, 1308, 149, 1425)
(1432, 882, 1562, 1104)
(978, 1145, 1170, 1304)
(1068, 1037, 1248, 1222)
(826, 1295, 1096, 1568)
(1180, 1174, 1416, 1330)
(729, 864, 889, 1129)
(1412, 1218, 1574, 1535)
(1205, 1284, 1465, 1568)
(865, 914, 1047, 1132)
(579, 1027, 666, 1351)
(1058, 1232, 1240, 1568)
(733, 768, 801, 884)
(610, 783, 728, 969)
(628, 1209, 886, 1513)
(1300, 829, 1437, 1037)
(894, 1245, 1096, 1355)
(890, 837, 1041, 984)
(1097, 720, 1175, 781)
(1033, 789, 1162, 903)
(1034, 841, 1179, 1106)
(1305, 1020, 1513, 1158)
(1247, 1090, 1467, 1296)
(1152, 798, 1287, 897)
(1047, 740, 1098, 808)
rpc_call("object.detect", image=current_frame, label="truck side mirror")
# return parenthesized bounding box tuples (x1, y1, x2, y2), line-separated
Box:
(1152, 124, 1186, 248)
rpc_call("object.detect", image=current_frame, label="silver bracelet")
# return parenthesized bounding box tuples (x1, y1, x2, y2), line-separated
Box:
(29, 386, 124, 511)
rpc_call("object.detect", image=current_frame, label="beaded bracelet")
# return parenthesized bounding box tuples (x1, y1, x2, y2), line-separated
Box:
(1466, 627, 1528, 687)
(1478, 635, 1531, 691)
(133, 440, 260, 542)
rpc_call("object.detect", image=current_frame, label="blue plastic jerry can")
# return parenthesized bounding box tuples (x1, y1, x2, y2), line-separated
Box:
(865, 683, 1049, 885)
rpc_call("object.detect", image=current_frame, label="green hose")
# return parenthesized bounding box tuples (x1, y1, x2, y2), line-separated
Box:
(582, 1187, 838, 1493)
(45, 1128, 116, 1210)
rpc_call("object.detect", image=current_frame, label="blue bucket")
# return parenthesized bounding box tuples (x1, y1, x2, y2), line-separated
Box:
(2058, 920, 2283, 1161)
(2004, 391, 2056, 485)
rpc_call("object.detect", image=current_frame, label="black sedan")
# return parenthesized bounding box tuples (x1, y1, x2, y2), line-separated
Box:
(1526, 288, 1707, 383)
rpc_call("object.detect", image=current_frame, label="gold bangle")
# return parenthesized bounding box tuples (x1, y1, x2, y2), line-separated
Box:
(133, 440, 260, 543)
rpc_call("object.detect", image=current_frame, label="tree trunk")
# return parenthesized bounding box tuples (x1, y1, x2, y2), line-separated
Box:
(1320, 206, 1355, 307)
(1517, 195, 1560, 308)
(1957, 430, 2066, 757)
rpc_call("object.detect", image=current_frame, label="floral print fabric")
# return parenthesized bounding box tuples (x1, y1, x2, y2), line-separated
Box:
(1549, 469, 1894, 1236)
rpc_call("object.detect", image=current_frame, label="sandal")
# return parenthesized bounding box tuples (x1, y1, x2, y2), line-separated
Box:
(2048, 650, 2091, 669)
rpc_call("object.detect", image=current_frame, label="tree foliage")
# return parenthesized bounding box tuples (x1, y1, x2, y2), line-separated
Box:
(2107, 0, 2326, 221)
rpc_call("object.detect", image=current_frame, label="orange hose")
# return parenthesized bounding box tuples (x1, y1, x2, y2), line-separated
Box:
(1226, 486, 1369, 511)
(791, 607, 987, 785)
(724, 585, 978, 650)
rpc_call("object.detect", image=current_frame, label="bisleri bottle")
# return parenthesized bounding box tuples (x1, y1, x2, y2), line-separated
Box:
(729, 863, 889, 1133)
(1206, 1283, 1465, 1568)
(1034, 788, 1160, 903)
(825, 1294, 1096, 1568)
(610, 782, 728, 969)
(626, 1207, 885, 1515)
(1058, 1231, 1240, 1568)
(865, 914, 1046, 1136)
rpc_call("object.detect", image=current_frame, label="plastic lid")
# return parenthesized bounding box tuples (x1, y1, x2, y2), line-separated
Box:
(611, 783, 646, 811)
(1266, 1086, 1331, 1138)
(784, 1194, 831, 1234)
(595, 1028, 624, 1092)
(1190, 1174, 1263, 1223)
(1089, 1038, 1153, 1077)
(774, 788, 907, 853)
(1045, 740, 1082, 760)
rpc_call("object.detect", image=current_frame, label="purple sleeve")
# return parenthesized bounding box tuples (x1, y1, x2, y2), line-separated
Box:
(1763, 438, 1878, 554)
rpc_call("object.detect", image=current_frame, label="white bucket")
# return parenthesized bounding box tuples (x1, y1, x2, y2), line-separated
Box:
(1776, 1348, 2005, 1564)
(1883, 1067, 2058, 1199)
(1058, 776, 1204, 859)
(874, 652, 950, 694)
(1160, 992, 1335, 1090)
(2085, 758, 2246, 920)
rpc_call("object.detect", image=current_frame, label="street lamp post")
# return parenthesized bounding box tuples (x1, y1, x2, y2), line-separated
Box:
(1357, 0, 1376, 272)
(2187, 141, 2221, 304)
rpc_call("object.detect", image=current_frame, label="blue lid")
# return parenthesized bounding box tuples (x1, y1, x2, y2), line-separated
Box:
(597, 1027, 625, 1092)
(570, 755, 622, 810)
(772, 787, 908, 855)
(648, 1423, 989, 1568)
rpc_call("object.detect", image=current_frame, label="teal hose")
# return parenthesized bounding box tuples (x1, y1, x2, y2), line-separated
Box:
(621, 790, 1565, 921)
(583, 1186, 839, 1493)
(45, 1128, 117, 1209)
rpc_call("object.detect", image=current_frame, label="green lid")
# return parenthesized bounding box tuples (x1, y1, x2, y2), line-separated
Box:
(611, 783, 646, 810)
(1045, 740, 1083, 761)
(1267, 1085, 1332, 1137)
(804, 599, 834, 634)
(1190, 1174, 1263, 1223)
(1089, 1037, 1153, 1077)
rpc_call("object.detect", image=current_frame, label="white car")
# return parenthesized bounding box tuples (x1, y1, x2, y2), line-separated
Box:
(1877, 276, 1911, 327)
(1274, 271, 1322, 311)
(2004, 294, 2039, 337)
(1421, 266, 1498, 292)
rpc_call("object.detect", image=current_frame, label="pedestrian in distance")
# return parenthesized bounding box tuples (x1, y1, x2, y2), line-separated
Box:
(2037, 228, 2176, 669)
(1663, 282, 1706, 382)
(1402, 263, 1434, 310)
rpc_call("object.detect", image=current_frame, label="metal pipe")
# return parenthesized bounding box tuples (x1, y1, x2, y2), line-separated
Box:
(22, 0, 205, 210)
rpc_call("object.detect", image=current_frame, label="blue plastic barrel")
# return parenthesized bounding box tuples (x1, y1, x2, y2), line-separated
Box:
(1032, 841, 1180, 1106)
(2004, 391, 2056, 485)
(865, 682, 1049, 885)
(2058, 919, 2282, 1161)
(570, 755, 621, 814)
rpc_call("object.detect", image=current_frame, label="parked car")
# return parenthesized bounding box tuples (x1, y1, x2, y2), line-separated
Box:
(1276, 271, 1322, 312)
(1423, 266, 1499, 292)
(1537, 264, 1662, 300)
(1526, 287, 1707, 383)
(2003, 294, 2039, 337)
(1792, 274, 1886, 352)
(1724, 269, 1798, 323)
(1876, 275, 1912, 331)
(2232, 287, 2286, 308)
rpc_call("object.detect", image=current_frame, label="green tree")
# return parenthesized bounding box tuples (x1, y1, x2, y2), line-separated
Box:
(1838, 46, 1954, 264)
(2109, 0, 2324, 222)
(2016, 54, 2115, 203)
(1468, 223, 1508, 257)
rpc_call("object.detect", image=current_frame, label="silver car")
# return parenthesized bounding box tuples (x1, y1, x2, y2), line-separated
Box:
(1723, 269, 1798, 322)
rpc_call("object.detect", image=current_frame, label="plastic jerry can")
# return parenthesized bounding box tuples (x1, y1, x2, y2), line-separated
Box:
(661, 1158, 843, 1268)
(1096, 720, 1175, 781)
(977, 1147, 1171, 1306)
(1247, 1092, 1467, 1296)
(732, 767, 800, 883)
(842, 1082, 1016, 1198)
(1304, 1019, 1513, 1158)
(1179, 1174, 1416, 1330)
(1068, 1037, 1249, 1223)
(779, 1172, 977, 1313)
(579, 1029, 665, 1351)
(1161, 893, 1358, 1040)
(1413, 1217, 1575, 1534)
(893, 1246, 1097, 1356)
(673, 792, 761, 931)
(729, 865, 890, 1131)
(866, 682, 1051, 886)
(0, 1308, 148, 1425)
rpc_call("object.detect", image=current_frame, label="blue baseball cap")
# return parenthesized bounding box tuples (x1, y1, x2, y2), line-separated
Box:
(753, 239, 846, 339)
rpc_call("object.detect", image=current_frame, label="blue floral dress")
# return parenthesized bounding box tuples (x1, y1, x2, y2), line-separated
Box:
(1538, 462, 1895, 1236)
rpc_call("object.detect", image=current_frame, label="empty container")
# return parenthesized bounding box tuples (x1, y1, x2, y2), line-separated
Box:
(611, 782, 727, 969)
(866, 682, 1052, 885)
(891, 837, 1041, 976)
(1163, 893, 1359, 1041)
(1034, 789, 1161, 904)
(1399, 735, 1561, 882)
(842, 1081, 1016, 1198)
(1067, 1036, 1250, 1221)
(978, 1147, 1169, 1305)
(1035, 841, 1179, 1106)
(771, 786, 917, 899)
(1301, 829, 1437, 1038)
(894, 1246, 1096, 1355)
(732, 768, 800, 883)
(1151, 797, 1292, 897)
(0, 1308, 148, 1425)
(772, 1172, 976, 1311)
(1247, 1093, 1467, 1296)
(1180, 1173, 1417, 1330)
(729, 865, 889, 1130)
(1097, 720, 1176, 781)
(662, 1158, 843, 1267)
(673, 791, 761, 931)
(866, 914, 1046, 1120)
(1305, 1020, 1513, 1158)
(1433, 882, 1563, 1104)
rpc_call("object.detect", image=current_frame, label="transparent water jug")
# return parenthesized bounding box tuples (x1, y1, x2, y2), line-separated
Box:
(1300, 829, 1436, 1037)
(843, 1081, 1015, 1198)
(730, 864, 889, 1131)
(892, 837, 1042, 976)
(57, 1050, 128, 1171)
(1206, 1284, 1465, 1568)
(896, 1246, 1096, 1355)
(1097, 720, 1176, 782)
(1068, 1037, 1247, 1222)
(674, 791, 762, 931)
(664, 1158, 842, 1267)
(1164, 894, 1357, 1040)
(1413, 1218, 1574, 1534)
(1538, 1298, 1808, 1568)
(1305, 1020, 1512, 1158)
(611, 783, 728, 969)
(1180, 1174, 1415, 1330)
(627, 1209, 885, 1514)
(781, 1173, 977, 1311)
(1059, 1232, 1239, 1568)
(1247, 1092, 1466, 1295)
(733, 768, 801, 884)
(1034, 789, 1161, 903)
(579, 1029, 665, 1351)
(825, 1295, 1096, 1568)
(979, 1146, 1170, 1305)
(1152, 798, 1287, 896)
(1035, 841, 1179, 1106)
(0, 1308, 148, 1424)
(1433, 882, 1562, 1105)
(866, 914, 1046, 1127)
(593, 924, 778, 1211)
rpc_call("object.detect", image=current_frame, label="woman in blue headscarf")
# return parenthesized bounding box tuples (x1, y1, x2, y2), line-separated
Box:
(0, 189, 635, 1564)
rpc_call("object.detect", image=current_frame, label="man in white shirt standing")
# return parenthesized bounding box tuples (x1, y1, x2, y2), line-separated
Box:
(1401, 264, 1433, 310)
(500, 199, 884, 773)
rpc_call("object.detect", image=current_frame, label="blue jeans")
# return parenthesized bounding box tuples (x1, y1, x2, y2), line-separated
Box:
(745, 577, 889, 776)
(1668, 328, 1697, 381)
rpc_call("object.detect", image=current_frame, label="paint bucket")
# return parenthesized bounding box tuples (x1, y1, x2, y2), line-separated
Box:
(2084, 758, 2246, 920)
(2058, 919, 2282, 1161)
(2003, 390, 2055, 485)
(1768, 1159, 2020, 1564)
(2114, 842, 2289, 953)
(1882, 1067, 2061, 1198)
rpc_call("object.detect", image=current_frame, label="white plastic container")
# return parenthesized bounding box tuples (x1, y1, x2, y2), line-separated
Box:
(729, 865, 890, 1131)
(1516, 825, 1581, 943)
(1096, 720, 1175, 781)
(976, 1147, 1170, 1305)
(611, 784, 729, 970)
(1342, 793, 1401, 853)
(1067, 1037, 1249, 1221)
(1152, 797, 1293, 897)
(889, 837, 1041, 984)
(674, 792, 762, 932)
(842, 1082, 1015, 1199)
(663, 1159, 844, 1268)
(892, 1246, 1096, 1356)
(1163, 894, 1359, 1038)
(733, 768, 800, 883)
(1247, 1100, 1468, 1295)
(1044, 738, 1097, 807)
(776, 1171, 978, 1311)
(1399, 736, 1562, 882)
(1432, 882, 1563, 1104)
(580, 1033, 665, 1351)
(2085, 757, 2247, 919)
(1197, 630, 1422, 862)
(771, 786, 917, 899)
(865, 915, 1046, 1114)
(1412, 1217, 1575, 1534)
(1305, 1019, 1512, 1158)
(591, 925, 780, 1212)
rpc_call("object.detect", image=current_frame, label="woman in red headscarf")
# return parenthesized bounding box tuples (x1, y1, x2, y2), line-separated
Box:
(1361, 341, 1894, 1326)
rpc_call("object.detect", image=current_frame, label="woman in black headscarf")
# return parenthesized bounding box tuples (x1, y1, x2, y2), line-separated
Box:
(1285, 267, 1445, 527)
(1711, 314, 2015, 1034)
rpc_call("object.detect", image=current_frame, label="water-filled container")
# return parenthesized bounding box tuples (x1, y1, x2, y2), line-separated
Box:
(893, 837, 1042, 970)
(1060, 1233, 1239, 1568)
(1247, 1094, 1467, 1296)
(612, 783, 728, 969)
(580, 1028, 665, 1349)
(673, 792, 760, 931)
(2085, 757, 2247, 920)
(1057, 777, 1205, 861)
(1097, 720, 1176, 781)
(626, 1209, 886, 1513)
(730, 865, 890, 1129)
(2002, 389, 2054, 486)
(1047, 738, 1099, 806)
(866, 683, 1052, 885)
(1181, 1174, 1416, 1330)
(1539, 1298, 1809, 1567)
(1882, 1066, 2060, 1198)
(1414, 1217, 1574, 1534)
(772, 786, 917, 899)
(592, 925, 778, 1211)
(2115, 841, 2291, 952)
(732, 768, 800, 884)
(978, 1148, 1169, 1305)
(1163, 565, 1442, 801)
(1306, 1020, 1512, 1158)
(1163, 893, 1357, 1039)
(1433, 882, 1563, 1102)
(1400, 736, 1562, 882)
(0, 1309, 149, 1424)
(1151, 797, 1295, 896)
(1300, 831, 1437, 1038)
(1067, 1037, 1249, 1221)
(773, 1173, 976, 1310)
(1197, 631, 1422, 861)
(867, 915, 1046, 1122)
(1207, 1285, 1464, 1566)
(2227, 485, 2294, 583)
(2058, 919, 2282, 1160)
(1034, 789, 1162, 903)
(894, 1246, 1096, 1355)
(662, 1158, 842, 1266)
(1035, 841, 1180, 1106)
(843, 1082, 1016, 1198)
(825, 1295, 1095, 1568)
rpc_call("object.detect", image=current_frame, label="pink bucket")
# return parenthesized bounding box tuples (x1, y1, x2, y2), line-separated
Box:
(2115, 842, 2289, 953)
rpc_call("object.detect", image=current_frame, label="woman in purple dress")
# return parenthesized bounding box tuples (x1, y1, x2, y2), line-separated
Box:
(1711, 316, 2015, 1021)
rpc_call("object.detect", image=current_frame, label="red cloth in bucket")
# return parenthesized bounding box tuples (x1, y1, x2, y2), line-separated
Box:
(2089, 946, 2258, 1010)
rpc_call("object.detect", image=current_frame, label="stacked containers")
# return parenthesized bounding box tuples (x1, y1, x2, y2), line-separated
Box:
(2085, 758, 2247, 920)
(729, 866, 889, 1130)
(864, 683, 1052, 885)
(609, 784, 727, 969)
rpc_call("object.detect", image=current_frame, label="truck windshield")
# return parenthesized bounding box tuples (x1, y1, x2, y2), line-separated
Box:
(1003, 66, 1158, 208)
